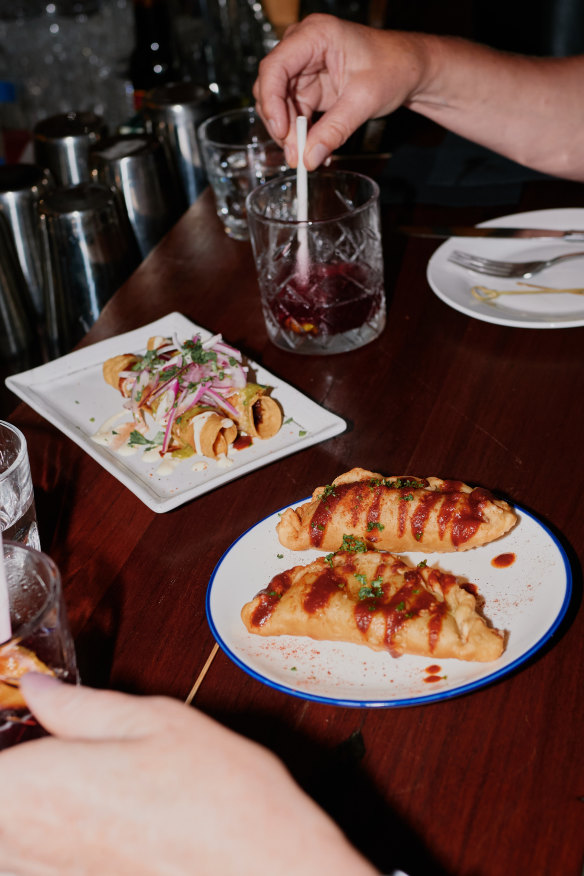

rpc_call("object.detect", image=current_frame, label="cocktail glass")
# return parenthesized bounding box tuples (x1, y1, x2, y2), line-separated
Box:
(246, 170, 386, 354)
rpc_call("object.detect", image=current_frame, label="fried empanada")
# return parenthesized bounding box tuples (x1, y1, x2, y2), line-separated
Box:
(277, 468, 517, 553)
(241, 549, 504, 662)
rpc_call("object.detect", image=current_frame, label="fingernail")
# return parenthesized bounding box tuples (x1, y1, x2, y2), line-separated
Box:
(306, 143, 329, 170)
(265, 118, 279, 139)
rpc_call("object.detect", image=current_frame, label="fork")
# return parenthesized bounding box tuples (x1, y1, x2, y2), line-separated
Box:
(448, 248, 584, 278)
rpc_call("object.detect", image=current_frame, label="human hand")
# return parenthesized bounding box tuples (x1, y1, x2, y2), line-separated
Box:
(253, 14, 426, 169)
(0, 676, 377, 875)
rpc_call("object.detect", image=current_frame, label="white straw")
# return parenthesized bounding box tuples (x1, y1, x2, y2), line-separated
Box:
(0, 532, 11, 645)
(296, 115, 309, 282)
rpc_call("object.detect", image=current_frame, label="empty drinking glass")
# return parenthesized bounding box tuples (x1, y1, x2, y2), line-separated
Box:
(0, 421, 40, 550)
(198, 107, 287, 240)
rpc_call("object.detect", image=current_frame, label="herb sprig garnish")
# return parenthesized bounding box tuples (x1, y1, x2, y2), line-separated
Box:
(357, 575, 384, 601)
(128, 430, 165, 448)
(369, 477, 426, 490)
(324, 533, 368, 566)
(320, 484, 337, 503)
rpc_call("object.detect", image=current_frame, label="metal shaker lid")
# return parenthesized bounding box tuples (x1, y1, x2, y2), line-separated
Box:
(142, 82, 216, 121)
(90, 133, 161, 164)
(33, 111, 105, 143)
(38, 182, 115, 218)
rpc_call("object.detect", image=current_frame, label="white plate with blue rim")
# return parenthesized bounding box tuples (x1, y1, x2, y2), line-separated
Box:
(207, 498, 571, 707)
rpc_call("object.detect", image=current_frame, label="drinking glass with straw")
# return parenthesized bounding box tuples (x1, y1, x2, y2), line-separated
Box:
(0, 535, 78, 749)
(246, 126, 386, 355)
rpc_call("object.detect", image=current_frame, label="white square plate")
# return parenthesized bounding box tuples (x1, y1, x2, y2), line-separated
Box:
(6, 313, 346, 512)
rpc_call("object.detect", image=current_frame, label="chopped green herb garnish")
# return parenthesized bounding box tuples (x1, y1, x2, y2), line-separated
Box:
(340, 534, 367, 553)
(320, 484, 337, 502)
(367, 521, 385, 532)
(417, 560, 427, 568)
(128, 430, 160, 448)
(358, 577, 384, 600)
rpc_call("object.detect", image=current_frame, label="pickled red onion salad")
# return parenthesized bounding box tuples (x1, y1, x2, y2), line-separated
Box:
(119, 333, 248, 454)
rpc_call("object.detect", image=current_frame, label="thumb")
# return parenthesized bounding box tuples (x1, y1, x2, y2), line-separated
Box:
(20, 675, 165, 741)
(304, 91, 376, 170)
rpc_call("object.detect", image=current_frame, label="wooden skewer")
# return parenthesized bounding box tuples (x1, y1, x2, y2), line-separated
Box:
(185, 642, 219, 705)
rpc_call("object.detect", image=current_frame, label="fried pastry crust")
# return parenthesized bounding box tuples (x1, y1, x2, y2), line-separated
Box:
(102, 353, 138, 392)
(0, 641, 55, 710)
(277, 468, 517, 553)
(242, 550, 505, 661)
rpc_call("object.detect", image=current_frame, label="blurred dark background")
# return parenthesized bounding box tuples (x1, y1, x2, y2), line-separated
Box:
(297, 0, 584, 56)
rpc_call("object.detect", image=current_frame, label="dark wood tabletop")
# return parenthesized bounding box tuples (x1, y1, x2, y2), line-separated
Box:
(6, 170, 584, 876)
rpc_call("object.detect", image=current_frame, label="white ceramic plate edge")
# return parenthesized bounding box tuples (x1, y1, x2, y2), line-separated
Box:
(427, 208, 584, 328)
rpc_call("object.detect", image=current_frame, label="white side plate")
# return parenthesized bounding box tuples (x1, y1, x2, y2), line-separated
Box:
(427, 208, 584, 328)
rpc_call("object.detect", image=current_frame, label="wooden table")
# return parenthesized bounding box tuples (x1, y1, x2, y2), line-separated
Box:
(7, 175, 584, 876)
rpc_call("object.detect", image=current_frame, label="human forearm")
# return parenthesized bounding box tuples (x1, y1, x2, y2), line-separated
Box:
(405, 34, 584, 180)
(255, 14, 584, 181)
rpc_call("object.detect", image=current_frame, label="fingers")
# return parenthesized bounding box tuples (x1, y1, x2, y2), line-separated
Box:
(303, 90, 376, 170)
(254, 16, 331, 146)
(20, 675, 168, 741)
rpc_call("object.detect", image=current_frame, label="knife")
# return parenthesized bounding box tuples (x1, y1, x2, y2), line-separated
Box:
(398, 225, 584, 241)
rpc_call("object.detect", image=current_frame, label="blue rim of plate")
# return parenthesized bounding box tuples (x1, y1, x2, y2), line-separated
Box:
(205, 502, 572, 708)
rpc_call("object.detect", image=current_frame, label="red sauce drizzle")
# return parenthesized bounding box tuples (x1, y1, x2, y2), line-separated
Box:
(437, 493, 459, 541)
(410, 492, 440, 544)
(303, 567, 342, 614)
(428, 601, 447, 653)
(492, 552, 516, 568)
(397, 491, 409, 537)
(437, 485, 494, 547)
(424, 675, 443, 684)
(355, 601, 375, 634)
(309, 482, 353, 547)
(250, 570, 293, 627)
(365, 485, 383, 541)
(381, 570, 434, 657)
(233, 434, 252, 451)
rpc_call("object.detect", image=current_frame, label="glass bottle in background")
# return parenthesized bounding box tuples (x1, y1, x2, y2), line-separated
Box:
(130, 0, 179, 109)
